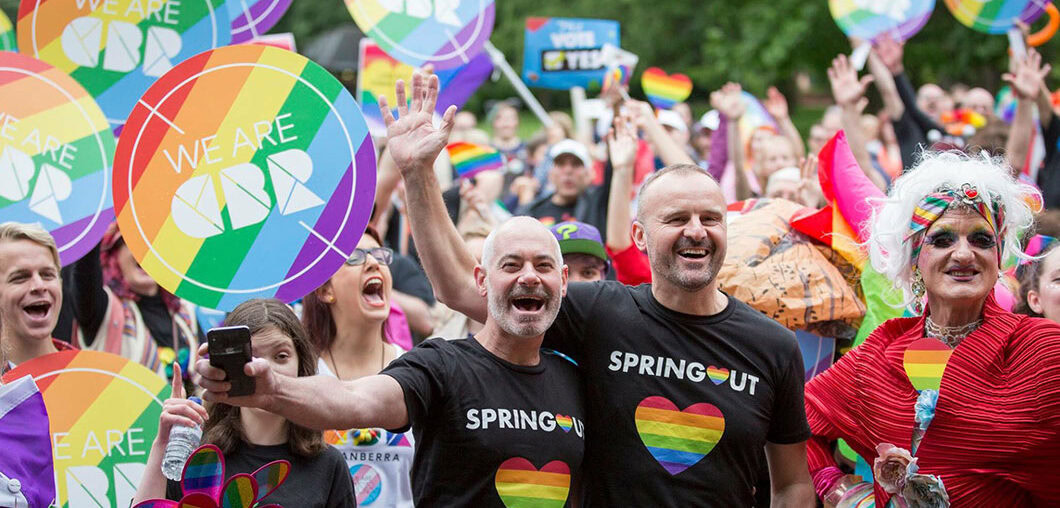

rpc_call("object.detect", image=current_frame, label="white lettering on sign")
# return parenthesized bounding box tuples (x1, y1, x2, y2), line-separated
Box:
(376, 0, 461, 27)
(549, 31, 595, 49)
(169, 148, 325, 238)
(65, 463, 145, 508)
(852, 0, 910, 20)
(541, 49, 603, 72)
(0, 112, 77, 224)
(62, 0, 184, 77)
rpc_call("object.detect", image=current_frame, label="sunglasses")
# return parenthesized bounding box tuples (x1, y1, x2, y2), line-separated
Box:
(345, 247, 394, 266)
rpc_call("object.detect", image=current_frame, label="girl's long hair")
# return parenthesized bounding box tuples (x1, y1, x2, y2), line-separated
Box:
(202, 298, 325, 457)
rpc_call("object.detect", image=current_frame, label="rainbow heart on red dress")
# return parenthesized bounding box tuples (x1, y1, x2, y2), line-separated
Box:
(494, 457, 571, 507)
(555, 414, 573, 432)
(635, 396, 724, 475)
(706, 366, 730, 385)
(903, 338, 954, 392)
(641, 67, 693, 109)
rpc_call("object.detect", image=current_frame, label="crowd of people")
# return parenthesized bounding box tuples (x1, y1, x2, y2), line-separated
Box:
(3, 32, 1060, 507)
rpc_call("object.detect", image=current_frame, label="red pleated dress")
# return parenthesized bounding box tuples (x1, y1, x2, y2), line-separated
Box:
(804, 294, 1060, 506)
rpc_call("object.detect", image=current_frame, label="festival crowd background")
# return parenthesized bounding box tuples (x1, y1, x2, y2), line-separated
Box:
(3, 0, 1060, 507)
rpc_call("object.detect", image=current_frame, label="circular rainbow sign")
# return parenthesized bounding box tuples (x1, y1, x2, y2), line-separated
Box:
(2, 350, 170, 508)
(224, 0, 293, 43)
(17, 0, 231, 129)
(944, 0, 1050, 33)
(0, 52, 116, 265)
(830, 0, 936, 42)
(113, 45, 376, 311)
(0, 10, 16, 51)
(346, 0, 495, 70)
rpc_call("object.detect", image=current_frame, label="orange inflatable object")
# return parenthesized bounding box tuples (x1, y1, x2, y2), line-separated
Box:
(1028, 3, 1059, 47)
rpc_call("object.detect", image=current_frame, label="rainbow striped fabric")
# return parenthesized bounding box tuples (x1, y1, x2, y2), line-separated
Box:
(634, 396, 725, 475)
(494, 457, 571, 507)
(904, 338, 955, 392)
(447, 141, 504, 178)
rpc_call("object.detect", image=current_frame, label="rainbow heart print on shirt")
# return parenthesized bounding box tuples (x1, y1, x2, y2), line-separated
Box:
(641, 67, 693, 110)
(2, 350, 171, 508)
(706, 366, 729, 385)
(18, 0, 231, 129)
(494, 458, 571, 508)
(346, 0, 495, 70)
(944, 0, 1051, 34)
(903, 337, 954, 392)
(635, 396, 725, 475)
(113, 44, 377, 311)
(0, 51, 117, 265)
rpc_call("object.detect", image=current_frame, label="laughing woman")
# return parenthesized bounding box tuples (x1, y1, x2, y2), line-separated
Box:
(804, 152, 1060, 506)
(302, 226, 415, 507)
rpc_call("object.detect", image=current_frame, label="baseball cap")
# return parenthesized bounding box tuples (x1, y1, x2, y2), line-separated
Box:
(549, 221, 608, 265)
(656, 109, 687, 133)
(698, 110, 720, 131)
(549, 139, 592, 168)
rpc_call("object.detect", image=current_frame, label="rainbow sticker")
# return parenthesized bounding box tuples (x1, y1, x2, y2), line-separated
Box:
(494, 458, 571, 508)
(346, 0, 495, 69)
(2, 350, 171, 508)
(18, 0, 231, 129)
(641, 67, 693, 109)
(113, 44, 376, 311)
(903, 337, 954, 392)
(635, 396, 724, 475)
(706, 366, 729, 385)
(224, 0, 292, 43)
(944, 0, 1050, 33)
(0, 10, 15, 51)
(447, 141, 503, 178)
(829, 0, 935, 42)
(0, 51, 116, 265)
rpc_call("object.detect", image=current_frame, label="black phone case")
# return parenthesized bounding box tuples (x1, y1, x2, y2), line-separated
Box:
(208, 328, 255, 397)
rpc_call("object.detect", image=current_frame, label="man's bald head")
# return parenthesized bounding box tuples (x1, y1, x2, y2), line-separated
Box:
(962, 87, 995, 117)
(481, 217, 563, 271)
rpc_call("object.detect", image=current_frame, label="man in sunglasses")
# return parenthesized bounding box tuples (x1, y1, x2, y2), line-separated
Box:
(196, 217, 587, 506)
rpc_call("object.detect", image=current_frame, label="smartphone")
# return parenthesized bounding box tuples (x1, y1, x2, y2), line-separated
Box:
(207, 325, 255, 397)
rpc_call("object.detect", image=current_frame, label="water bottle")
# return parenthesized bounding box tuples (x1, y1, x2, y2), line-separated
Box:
(161, 396, 204, 481)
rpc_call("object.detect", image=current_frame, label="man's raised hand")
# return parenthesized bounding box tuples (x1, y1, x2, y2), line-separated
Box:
(379, 72, 458, 177)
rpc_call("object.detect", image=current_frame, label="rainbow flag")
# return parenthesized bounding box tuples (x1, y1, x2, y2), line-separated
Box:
(791, 131, 904, 345)
(494, 458, 571, 507)
(447, 142, 504, 178)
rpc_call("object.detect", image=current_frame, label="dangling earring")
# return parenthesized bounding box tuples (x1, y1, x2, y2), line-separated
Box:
(911, 268, 926, 314)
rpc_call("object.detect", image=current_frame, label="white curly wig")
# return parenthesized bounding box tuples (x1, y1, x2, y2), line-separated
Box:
(867, 151, 1040, 305)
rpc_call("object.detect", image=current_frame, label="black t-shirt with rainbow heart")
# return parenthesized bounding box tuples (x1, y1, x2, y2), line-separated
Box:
(544, 282, 810, 507)
(382, 336, 585, 507)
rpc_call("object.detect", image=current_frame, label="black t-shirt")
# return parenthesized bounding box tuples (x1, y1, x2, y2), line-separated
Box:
(520, 198, 577, 227)
(1038, 116, 1060, 209)
(543, 282, 810, 507)
(382, 337, 586, 507)
(165, 443, 354, 507)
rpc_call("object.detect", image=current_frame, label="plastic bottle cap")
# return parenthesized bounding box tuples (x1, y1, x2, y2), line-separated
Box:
(189, 396, 203, 405)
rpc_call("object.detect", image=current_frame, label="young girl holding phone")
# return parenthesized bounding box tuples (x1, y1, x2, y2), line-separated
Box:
(132, 298, 354, 506)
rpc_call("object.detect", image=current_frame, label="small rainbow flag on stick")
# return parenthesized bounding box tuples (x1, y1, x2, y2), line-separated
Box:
(446, 142, 505, 179)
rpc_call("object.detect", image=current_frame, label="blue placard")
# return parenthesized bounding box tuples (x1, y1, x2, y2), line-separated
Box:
(795, 330, 836, 383)
(521, 17, 619, 90)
